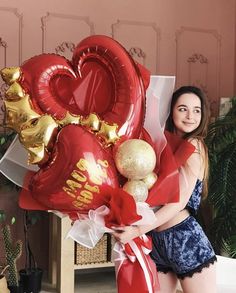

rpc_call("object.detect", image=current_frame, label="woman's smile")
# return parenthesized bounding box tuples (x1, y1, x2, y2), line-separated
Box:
(172, 93, 202, 136)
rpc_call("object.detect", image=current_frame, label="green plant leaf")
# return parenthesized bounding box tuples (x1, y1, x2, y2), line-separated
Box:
(0, 137, 6, 145)
(206, 97, 236, 257)
(0, 210, 6, 222)
(11, 217, 16, 225)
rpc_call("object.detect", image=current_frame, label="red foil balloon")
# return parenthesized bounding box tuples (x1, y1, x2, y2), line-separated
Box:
(20, 35, 147, 139)
(23, 124, 119, 214)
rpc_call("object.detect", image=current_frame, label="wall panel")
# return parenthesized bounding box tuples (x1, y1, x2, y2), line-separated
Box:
(112, 20, 160, 73)
(176, 27, 221, 117)
(41, 12, 94, 58)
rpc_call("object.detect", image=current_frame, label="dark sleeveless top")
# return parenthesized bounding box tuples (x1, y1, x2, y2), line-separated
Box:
(185, 179, 203, 215)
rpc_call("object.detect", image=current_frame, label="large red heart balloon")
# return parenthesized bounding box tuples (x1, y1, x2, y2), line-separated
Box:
(20, 35, 147, 139)
(24, 124, 119, 214)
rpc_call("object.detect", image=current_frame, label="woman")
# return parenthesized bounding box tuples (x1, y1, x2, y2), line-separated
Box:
(113, 86, 217, 293)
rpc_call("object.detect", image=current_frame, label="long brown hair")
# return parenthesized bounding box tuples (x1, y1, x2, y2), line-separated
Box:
(166, 86, 210, 197)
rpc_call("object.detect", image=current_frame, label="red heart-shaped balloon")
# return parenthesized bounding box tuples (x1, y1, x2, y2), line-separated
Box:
(52, 59, 114, 115)
(28, 124, 119, 213)
(20, 35, 147, 139)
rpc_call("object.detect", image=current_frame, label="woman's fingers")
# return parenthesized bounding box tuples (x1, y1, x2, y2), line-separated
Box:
(111, 226, 126, 232)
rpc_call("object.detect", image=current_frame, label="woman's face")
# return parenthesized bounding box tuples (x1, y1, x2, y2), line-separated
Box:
(172, 93, 202, 137)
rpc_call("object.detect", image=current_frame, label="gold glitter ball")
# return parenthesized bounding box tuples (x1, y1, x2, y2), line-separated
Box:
(115, 139, 156, 180)
(142, 172, 158, 190)
(123, 180, 149, 202)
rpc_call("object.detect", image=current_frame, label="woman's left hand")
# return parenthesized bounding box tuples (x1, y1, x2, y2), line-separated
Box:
(112, 226, 141, 244)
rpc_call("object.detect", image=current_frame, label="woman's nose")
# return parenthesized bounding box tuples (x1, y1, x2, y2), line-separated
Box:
(186, 110, 193, 119)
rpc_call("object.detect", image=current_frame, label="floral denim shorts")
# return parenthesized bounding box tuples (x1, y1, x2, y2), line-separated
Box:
(149, 216, 217, 279)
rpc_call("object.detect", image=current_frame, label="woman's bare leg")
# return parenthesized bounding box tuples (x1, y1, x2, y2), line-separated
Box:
(179, 263, 216, 293)
(158, 271, 178, 293)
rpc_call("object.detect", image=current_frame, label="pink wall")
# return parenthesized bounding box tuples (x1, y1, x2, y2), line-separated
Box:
(0, 0, 235, 116)
(0, 0, 235, 275)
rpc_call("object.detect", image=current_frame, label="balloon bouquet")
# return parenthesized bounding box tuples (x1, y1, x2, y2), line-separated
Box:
(0, 35, 194, 293)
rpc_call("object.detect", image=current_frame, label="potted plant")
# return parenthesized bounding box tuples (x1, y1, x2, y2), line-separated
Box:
(0, 129, 43, 292)
(0, 265, 10, 293)
(0, 210, 22, 293)
(18, 211, 43, 293)
(205, 97, 236, 257)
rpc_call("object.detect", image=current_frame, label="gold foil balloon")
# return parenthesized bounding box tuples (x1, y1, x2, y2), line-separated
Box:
(57, 112, 81, 127)
(4, 95, 40, 132)
(0, 67, 21, 84)
(98, 121, 120, 146)
(115, 139, 156, 180)
(142, 172, 158, 190)
(19, 115, 58, 149)
(19, 115, 58, 164)
(81, 113, 101, 131)
(6, 82, 25, 100)
(28, 145, 49, 165)
(123, 180, 149, 202)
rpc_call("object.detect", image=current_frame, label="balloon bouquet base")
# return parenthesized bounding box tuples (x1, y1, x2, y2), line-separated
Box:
(67, 199, 160, 293)
(113, 237, 159, 293)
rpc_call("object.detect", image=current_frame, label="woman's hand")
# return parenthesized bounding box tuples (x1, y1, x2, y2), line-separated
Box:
(112, 226, 141, 244)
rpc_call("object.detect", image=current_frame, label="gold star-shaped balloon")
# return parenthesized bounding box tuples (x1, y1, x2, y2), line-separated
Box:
(4, 94, 40, 132)
(5, 82, 25, 100)
(57, 111, 81, 127)
(0, 67, 21, 84)
(98, 121, 120, 146)
(27, 145, 49, 164)
(19, 115, 58, 149)
(19, 115, 59, 165)
(81, 113, 101, 132)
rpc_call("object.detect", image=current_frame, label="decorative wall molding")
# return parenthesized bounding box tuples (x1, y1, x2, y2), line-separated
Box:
(111, 19, 160, 73)
(0, 83, 8, 102)
(129, 47, 146, 66)
(129, 47, 146, 58)
(112, 19, 159, 36)
(55, 41, 76, 54)
(41, 12, 95, 53)
(0, 37, 7, 67)
(187, 52, 209, 93)
(175, 26, 222, 116)
(0, 38, 7, 47)
(176, 26, 222, 42)
(187, 53, 208, 64)
(0, 83, 8, 124)
(0, 7, 23, 64)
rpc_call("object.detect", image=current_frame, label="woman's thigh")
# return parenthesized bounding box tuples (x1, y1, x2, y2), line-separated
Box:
(158, 271, 178, 293)
(179, 263, 216, 293)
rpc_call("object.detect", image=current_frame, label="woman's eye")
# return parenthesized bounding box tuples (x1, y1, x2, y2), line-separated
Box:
(194, 109, 201, 114)
(178, 107, 187, 112)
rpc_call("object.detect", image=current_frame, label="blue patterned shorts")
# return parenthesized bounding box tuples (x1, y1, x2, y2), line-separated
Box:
(149, 216, 217, 279)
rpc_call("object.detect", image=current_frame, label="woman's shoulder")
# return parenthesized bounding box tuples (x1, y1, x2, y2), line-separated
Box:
(185, 138, 206, 180)
(187, 138, 205, 155)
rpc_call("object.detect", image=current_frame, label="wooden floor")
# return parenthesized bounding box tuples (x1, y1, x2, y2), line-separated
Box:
(42, 268, 116, 293)
(42, 267, 183, 293)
